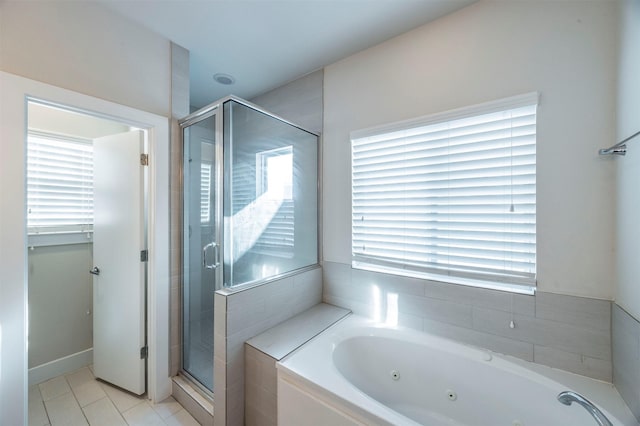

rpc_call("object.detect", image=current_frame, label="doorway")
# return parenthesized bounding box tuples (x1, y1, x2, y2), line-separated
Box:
(0, 71, 171, 425)
(26, 101, 148, 395)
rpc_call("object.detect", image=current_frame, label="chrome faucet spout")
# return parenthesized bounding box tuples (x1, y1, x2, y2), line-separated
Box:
(557, 391, 613, 426)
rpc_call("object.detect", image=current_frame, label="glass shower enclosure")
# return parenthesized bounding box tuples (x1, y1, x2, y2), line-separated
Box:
(180, 97, 318, 393)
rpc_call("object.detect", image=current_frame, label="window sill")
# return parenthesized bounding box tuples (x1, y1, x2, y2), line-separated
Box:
(28, 231, 93, 247)
(352, 261, 536, 295)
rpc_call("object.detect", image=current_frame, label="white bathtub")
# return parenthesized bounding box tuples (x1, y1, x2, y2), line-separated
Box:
(277, 315, 637, 426)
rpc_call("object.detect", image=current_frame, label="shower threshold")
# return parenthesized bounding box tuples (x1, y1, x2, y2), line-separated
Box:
(172, 374, 214, 425)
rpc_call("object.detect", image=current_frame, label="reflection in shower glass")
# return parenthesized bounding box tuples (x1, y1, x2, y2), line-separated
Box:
(223, 100, 318, 286)
(182, 113, 217, 392)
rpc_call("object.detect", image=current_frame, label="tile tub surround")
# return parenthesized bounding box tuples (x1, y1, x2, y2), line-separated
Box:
(213, 266, 323, 426)
(245, 303, 350, 426)
(245, 346, 277, 426)
(323, 261, 612, 382)
(613, 304, 640, 421)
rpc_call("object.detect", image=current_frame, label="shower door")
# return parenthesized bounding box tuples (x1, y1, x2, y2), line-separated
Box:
(179, 97, 319, 394)
(182, 109, 221, 392)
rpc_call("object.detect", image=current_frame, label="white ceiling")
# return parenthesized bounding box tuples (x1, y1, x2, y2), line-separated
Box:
(100, 0, 476, 109)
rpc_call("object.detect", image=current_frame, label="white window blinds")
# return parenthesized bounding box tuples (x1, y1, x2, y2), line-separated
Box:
(351, 93, 537, 293)
(201, 162, 212, 223)
(254, 147, 295, 258)
(27, 133, 93, 233)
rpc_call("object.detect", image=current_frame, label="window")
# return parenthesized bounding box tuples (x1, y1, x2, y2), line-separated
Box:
(255, 146, 295, 258)
(27, 133, 93, 234)
(201, 162, 212, 223)
(257, 146, 294, 200)
(351, 93, 537, 294)
(199, 139, 215, 224)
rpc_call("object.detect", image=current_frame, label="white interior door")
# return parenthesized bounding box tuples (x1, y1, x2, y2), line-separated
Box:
(92, 130, 146, 395)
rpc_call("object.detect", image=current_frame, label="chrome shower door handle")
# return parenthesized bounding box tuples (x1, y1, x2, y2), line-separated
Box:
(203, 242, 219, 269)
(89, 267, 100, 276)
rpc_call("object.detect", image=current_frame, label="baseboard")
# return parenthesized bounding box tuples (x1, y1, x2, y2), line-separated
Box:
(29, 348, 93, 386)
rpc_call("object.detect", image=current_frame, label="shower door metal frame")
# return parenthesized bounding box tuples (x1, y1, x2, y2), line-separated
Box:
(179, 105, 223, 397)
(177, 95, 322, 395)
(181, 95, 322, 291)
(216, 96, 322, 292)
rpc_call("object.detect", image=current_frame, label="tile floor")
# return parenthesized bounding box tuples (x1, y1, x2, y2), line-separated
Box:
(29, 366, 200, 426)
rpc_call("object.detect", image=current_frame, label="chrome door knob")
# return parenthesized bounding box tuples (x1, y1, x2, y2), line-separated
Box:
(89, 267, 101, 276)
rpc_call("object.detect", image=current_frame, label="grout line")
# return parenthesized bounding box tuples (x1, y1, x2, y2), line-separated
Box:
(36, 370, 197, 426)
(66, 374, 90, 425)
(33, 384, 53, 426)
(42, 396, 52, 426)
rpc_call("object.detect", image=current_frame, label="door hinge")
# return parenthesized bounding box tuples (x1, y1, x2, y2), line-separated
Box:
(140, 250, 148, 262)
(140, 346, 148, 359)
(140, 153, 149, 166)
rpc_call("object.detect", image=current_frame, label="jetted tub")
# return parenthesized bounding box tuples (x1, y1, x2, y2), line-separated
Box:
(277, 315, 637, 426)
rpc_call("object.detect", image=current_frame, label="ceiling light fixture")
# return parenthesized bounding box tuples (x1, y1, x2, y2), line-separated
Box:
(213, 73, 235, 85)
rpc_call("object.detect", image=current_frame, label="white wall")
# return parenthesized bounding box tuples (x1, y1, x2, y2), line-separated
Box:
(0, 1, 171, 117)
(28, 244, 93, 368)
(323, 0, 618, 300)
(616, 0, 640, 319)
(0, 3, 174, 423)
(1, 71, 171, 426)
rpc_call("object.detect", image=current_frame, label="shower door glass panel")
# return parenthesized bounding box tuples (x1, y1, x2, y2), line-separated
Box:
(182, 112, 218, 392)
(223, 100, 318, 287)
